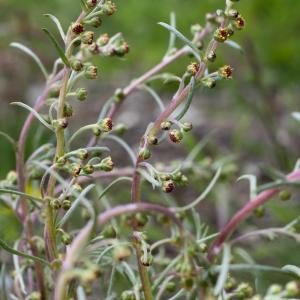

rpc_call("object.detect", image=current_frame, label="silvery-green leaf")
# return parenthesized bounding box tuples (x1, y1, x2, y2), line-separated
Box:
(10, 42, 48, 79)
(44, 14, 66, 42)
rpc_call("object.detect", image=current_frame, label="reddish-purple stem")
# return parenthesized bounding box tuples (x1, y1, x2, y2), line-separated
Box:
(208, 168, 300, 260)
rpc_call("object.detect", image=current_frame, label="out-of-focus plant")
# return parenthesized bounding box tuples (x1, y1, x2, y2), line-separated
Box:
(0, 0, 300, 299)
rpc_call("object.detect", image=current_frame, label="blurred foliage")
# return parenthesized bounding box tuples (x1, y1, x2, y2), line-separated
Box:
(0, 0, 300, 289)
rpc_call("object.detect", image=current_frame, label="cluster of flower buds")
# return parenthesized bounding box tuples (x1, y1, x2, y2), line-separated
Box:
(155, 170, 189, 193)
(55, 147, 114, 177)
(92, 117, 113, 137)
(212, 4, 245, 43)
(160, 120, 193, 144)
(186, 62, 200, 76)
(99, 33, 130, 57)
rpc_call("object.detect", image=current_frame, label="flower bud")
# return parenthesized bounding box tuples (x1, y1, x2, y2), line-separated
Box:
(76, 87, 88, 101)
(99, 156, 114, 172)
(93, 125, 102, 136)
(84, 65, 98, 79)
(160, 121, 172, 130)
(77, 149, 89, 160)
(52, 118, 68, 129)
(121, 291, 136, 300)
(191, 23, 203, 36)
(100, 224, 117, 239)
(61, 233, 72, 245)
(83, 164, 94, 175)
(206, 50, 216, 62)
(148, 136, 158, 145)
(63, 102, 73, 118)
(70, 58, 83, 72)
(139, 148, 151, 160)
(198, 242, 208, 253)
(234, 15, 245, 30)
(267, 284, 282, 295)
(103, 1, 117, 16)
(71, 183, 83, 193)
(236, 283, 254, 298)
(114, 88, 125, 103)
(182, 122, 193, 132)
(6, 171, 18, 184)
(71, 22, 84, 35)
(81, 31, 94, 45)
(113, 245, 131, 262)
(162, 180, 175, 193)
(88, 42, 99, 55)
(71, 163, 82, 177)
(224, 277, 237, 292)
(169, 129, 183, 143)
(279, 190, 291, 201)
(56, 156, 67, 167)
(226, 9, 239, 19)
(219, 65, 233, 79)
(187, 62, 200, 76)
(140, 253, 153, 267)
(181, 277, 194, 290)
(285, 281, 299, 297)
(86, 0, 97, 8)
(62, 199, 72, 210)
(113, 42, 130, 57)
(97, 33, 110, 46)
(202, 78, 216, 89)
(49, 198, 61, 210)
(89, 16, 102, 28)
(99, 117, 113, 132)
(166, 282, 176, 293)
(214, 27, 230, 42)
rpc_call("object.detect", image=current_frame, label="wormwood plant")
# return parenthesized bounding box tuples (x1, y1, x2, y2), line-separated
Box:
(0, 0, 300, 299)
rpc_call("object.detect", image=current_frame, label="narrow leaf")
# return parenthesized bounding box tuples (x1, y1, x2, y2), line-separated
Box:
(175, 76, 195, 121)
(174, 166, 222, 212)
(158, 22, 201, 62)
(97, 177, 132, 202)
(44, 14, 66, 42)
(42, 28, 70, 67)
(11, 102, 54, 131)
(140, 85, 165, 112)
(238, 174, 257, 200)
(58, 184, 95, 227)
(0, 238, 50, 266)
(214, 244, 231, 295)
(282, 265, 300, 277)
(0, 131, 17, 149)
(165, 12, 176, 55)
(10, 42, 48, 79)
(0, 188, 41, 206)
(224, 39, 244, 53)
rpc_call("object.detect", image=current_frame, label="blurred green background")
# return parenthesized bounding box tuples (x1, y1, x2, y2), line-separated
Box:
(0, 0, 300, 288)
